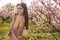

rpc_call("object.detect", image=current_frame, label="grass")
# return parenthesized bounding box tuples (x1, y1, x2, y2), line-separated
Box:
(0, 19, 60, 40)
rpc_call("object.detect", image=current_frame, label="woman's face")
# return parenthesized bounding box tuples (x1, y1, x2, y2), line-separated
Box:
(17, 5, 24, 14)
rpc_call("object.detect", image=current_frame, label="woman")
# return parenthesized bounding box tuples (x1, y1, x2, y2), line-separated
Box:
(8, 3, 28, 40)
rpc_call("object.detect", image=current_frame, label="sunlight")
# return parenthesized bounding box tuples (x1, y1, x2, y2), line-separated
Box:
(23, 0, 33, 6)
(0, 0, 21, 8)
(0, 0, 33, 9)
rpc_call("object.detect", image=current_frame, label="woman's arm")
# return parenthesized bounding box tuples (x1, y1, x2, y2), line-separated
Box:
(13, 15, 20, 29)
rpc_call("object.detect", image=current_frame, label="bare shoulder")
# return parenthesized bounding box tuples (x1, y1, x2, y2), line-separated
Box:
(17, 15, 25, 22)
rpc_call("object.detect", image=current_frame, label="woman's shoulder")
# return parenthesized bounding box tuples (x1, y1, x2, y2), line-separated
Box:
(17, 14, 24, 18)
(17, 14, 25, 21)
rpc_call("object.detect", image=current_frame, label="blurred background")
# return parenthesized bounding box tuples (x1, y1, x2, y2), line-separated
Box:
(0, 0, 60, 40)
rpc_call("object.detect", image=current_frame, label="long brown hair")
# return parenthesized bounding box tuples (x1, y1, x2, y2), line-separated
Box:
(16, 3, 28, 30)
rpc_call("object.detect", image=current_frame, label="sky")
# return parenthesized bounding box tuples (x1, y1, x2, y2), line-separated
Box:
(0, 0, 33, 9)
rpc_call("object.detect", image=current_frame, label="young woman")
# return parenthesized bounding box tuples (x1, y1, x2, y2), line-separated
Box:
(8, 3, 28, 40)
